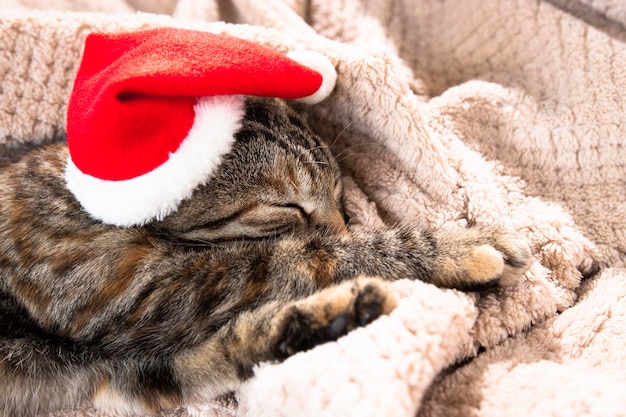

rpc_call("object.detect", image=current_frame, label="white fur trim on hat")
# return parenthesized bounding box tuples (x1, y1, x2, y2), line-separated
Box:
(287, 51, 337, 104)
(65, 95, 245, 227)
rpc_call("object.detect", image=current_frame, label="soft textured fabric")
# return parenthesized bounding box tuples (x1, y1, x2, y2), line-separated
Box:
(1, 1, 624, 416)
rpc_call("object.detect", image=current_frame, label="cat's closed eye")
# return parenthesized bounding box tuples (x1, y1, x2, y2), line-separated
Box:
(177, 203, 309, 242)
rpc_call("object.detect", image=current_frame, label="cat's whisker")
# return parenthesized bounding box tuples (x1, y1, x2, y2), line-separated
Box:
(172, 242, 210, 247)
(170, 237, 219, 247)
(329, 120, 356, 147)
(331, 140, 379, 162)
(306, 145, 332, 151)
(287, 176, 303, 197)
(334, 147, 380, 165)
(303, 160, 330, 165)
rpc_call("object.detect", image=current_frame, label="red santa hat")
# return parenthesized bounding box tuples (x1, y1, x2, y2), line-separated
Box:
(65, 28, 336, 227)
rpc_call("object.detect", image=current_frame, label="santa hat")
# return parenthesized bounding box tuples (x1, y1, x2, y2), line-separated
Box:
(65, 28, 337, 227)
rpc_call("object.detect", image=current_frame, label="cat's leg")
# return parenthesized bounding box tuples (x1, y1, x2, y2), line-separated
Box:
(170, 276, 397, 405)
(307, 225, 532, 290)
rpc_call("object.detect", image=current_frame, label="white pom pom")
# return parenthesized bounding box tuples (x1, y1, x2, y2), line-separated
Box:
(287, 50, 337, 104)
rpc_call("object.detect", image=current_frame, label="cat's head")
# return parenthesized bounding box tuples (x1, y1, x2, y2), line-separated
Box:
(151, 98, 346, 243)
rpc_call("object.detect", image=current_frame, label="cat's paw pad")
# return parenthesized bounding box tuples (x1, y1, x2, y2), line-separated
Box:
(272, 277, 397, 359)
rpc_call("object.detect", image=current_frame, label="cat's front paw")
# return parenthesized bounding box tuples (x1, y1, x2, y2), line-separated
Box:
(271, 277, 397, 360)
(488, 233, 532, 286)
(435, 227, 532, 290)
(460, 239, 530, 288)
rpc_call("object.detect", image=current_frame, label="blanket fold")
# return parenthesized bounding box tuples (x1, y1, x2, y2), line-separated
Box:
(1, 0, 624, 416)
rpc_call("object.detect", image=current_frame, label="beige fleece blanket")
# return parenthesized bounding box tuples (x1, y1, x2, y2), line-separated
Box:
(1, 0, 625, 416)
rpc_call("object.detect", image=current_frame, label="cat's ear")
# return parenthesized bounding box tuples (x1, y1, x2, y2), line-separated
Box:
(64, 28, 337, 227)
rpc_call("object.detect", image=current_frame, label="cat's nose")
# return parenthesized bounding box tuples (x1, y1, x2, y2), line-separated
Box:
(312, 204, 347, 234)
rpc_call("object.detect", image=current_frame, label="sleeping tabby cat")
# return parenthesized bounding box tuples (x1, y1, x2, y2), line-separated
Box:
(0, 97, 531, 416)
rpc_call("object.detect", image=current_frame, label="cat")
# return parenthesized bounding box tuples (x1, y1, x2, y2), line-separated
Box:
(0, 97, 531, 416)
